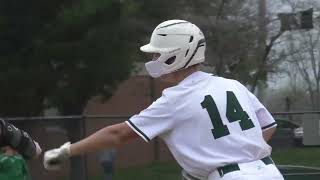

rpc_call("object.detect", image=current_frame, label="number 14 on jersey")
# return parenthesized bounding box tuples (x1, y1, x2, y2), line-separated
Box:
(201, 91, 255, 139)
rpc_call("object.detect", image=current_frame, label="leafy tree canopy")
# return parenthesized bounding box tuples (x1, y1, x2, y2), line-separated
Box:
(0, 0, 276, 116)
(0, 0, 133, 116)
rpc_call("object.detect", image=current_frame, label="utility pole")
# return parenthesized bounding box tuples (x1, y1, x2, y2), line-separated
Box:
(258, 0, 267, 41)
(255, 0, 267, 101)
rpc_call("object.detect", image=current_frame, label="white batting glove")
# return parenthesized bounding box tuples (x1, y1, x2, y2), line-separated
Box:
(43, 142, 71, 170)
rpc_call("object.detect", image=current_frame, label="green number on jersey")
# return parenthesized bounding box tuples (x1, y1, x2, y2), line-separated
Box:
(201, 95, 230, 139)
(226, 91, 255, 131)
(201, 91, 255, 139)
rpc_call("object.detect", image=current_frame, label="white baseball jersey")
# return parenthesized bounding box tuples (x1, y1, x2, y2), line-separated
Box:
(126, 71, 277, 179)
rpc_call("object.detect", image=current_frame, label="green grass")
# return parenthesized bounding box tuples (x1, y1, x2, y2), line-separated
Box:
(272, 147, 320, 167)
(91, 162, 181, 180)
(272, 147, 320, 180)
(91, 147, 320, 180)
(112, 162, 181, 180)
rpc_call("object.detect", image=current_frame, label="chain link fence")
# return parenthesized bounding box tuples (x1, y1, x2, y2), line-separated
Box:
(4, 111, 320, 180)
(5, 115, 172, 180)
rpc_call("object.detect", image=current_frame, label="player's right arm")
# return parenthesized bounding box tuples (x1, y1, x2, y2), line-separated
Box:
(245, 91, 277, 142)
(262, 126, 276, 141)
(254, 105, 277, 142)
(234, 80, 277, 142)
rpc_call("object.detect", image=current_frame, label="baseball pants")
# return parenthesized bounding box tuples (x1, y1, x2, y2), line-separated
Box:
(182, 157, 284, 180)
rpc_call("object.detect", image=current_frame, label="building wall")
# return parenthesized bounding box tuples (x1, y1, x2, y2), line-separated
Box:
(84, 75, 175, 178)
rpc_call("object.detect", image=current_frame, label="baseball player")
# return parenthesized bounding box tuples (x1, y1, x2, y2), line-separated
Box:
(0, 118, 42, 159)
(44, 20, 284, 180)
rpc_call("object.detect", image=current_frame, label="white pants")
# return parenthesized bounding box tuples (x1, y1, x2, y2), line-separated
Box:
(208, 159, 284, 180)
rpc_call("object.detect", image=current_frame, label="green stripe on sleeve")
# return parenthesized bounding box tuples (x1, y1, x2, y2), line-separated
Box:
(127, 120, 150, 142)
(262, 122, 277, 130)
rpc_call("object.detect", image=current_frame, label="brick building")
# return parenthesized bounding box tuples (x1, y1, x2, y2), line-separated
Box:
(83, 75, 175, 178)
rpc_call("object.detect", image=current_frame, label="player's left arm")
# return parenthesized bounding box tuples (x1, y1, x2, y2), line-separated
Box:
(45, 94, 174, 170)
(44, 122, 139, 170)
(70, 122, 139, 156)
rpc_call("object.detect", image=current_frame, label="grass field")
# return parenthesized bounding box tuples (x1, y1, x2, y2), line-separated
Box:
(272, 147, 320, 167)
(90, 147, 320, 180)
(111, 162, 181, 180)
(273, 147, 320, 180)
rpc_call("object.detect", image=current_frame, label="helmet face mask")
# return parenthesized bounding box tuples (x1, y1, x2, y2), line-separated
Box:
(141, 20, 206, 78)
(145, 53, 161, 61)
(152, 53, 161, 61)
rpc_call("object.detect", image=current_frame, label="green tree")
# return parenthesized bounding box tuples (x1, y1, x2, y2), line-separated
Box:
(0, 0, 134, 116)
(181, 1, 262, 86)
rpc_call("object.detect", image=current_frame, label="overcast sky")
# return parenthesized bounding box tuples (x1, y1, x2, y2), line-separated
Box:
(265, 0, 320, 90)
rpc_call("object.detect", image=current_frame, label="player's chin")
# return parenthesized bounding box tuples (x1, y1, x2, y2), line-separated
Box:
(159, 74, 175, 83)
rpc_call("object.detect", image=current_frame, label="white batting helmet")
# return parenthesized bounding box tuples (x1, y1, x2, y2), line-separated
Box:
(141, 20, 206, 78)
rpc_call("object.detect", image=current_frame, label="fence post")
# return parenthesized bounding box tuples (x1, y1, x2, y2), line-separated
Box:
(285, 96, 293, 121)
(69, 116, 88, 180)
(149, 77, 159, 161)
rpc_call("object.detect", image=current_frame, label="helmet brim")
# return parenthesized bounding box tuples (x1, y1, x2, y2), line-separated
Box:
(140, 44, 158, 53)
(140, 44, 178, 53)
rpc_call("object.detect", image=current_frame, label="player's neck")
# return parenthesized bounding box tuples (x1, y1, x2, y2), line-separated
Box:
(177, 65, 200, 82)
(159, 64, 200, 85)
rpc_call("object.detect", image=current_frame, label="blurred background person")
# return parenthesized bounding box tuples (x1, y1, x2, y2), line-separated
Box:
(98, 149, 117, 180)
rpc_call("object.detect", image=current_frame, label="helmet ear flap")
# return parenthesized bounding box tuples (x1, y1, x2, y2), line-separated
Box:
(165, 56, 176, 65)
